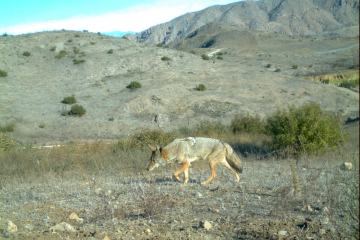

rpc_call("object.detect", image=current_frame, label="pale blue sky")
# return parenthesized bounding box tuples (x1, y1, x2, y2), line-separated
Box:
(0, 0, 238, 34)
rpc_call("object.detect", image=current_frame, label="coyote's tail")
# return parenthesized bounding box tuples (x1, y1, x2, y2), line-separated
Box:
(224, 143, 243, 173)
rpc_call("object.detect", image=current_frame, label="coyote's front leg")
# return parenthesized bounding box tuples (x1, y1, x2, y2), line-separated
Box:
(173, 161, 190, 184)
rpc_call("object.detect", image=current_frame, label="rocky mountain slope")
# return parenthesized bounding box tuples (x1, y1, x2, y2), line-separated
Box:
(135, 0, 359, 46)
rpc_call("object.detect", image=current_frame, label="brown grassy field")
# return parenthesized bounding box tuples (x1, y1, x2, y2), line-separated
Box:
(0, 122, 358, 239)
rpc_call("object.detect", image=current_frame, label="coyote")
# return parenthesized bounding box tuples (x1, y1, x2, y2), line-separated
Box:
(147, 137, 243, 185)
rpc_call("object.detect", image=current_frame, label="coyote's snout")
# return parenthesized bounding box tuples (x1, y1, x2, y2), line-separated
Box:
(147, 137, 243, 185)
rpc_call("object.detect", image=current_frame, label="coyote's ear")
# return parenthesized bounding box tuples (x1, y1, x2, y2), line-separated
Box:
(147, 144, 157, 151)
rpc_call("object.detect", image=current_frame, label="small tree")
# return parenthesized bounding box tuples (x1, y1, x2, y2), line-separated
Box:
(69, 104, 86, 116)
(266, 103, 343, 156)
(0, 69, 7, 77)
(231, 115, 265, 134)
(195, 84, 206, 91)
(61, 95, 77, 104)
(126, 81, 142, 89)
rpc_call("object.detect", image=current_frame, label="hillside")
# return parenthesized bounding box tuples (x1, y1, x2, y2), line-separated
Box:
(0, 30, 358, 144)
(135, 0, 359, 46)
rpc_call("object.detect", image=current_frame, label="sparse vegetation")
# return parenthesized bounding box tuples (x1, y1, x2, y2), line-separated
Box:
(73, 47, 80, 54)
(115, 129, 175, 151)
(38, 123, 45, 129)
(107, 49, 114, 54)
(310, 70, 359, 89)
(291, 64, 298, 69)
(50, 46, 56, 51)
(231, 115, 265, 134)
(195, 84, 206, 91)
(265, 63, 272, 68)
(161, 56, 171, 61)
(90, 41, 96, 45)
(126, 81, 142, 89)
(68, 104, 86, 116)
(274, 68, 281, 72)
(0, 133, 16, 151)
(201, 54, 210, 60)
(55, 50, 67, 59)
(266, 103, 343, 156)
(0, 69, 7, 77)
(73, 59, 85, 64)
(0, 122, 15, 133)
(22, 51, 31, 57)
(61, 95, 77, 104)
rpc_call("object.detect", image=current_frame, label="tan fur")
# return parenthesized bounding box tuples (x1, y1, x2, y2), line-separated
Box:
(160, 148, 169, 161)
(147, 137, 243, 185)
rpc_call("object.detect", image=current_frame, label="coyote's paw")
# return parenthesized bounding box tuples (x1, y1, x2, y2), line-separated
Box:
(172, 174, 181, 182)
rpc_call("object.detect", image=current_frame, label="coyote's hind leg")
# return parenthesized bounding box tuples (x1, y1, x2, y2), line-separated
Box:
(201, 160, 218, 186)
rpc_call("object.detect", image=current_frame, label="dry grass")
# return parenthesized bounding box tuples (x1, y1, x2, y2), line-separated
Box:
(309, 69, 359, 89)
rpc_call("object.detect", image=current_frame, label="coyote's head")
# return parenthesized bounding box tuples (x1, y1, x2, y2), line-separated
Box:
(146, 144, 166, 171)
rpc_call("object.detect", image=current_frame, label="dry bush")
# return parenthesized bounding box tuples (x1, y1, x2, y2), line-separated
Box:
(0, 141, 149, 182)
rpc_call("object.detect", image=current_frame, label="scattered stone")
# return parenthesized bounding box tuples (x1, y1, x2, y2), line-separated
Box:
(302, 204, 313, 212)
(69, 212, 84, 224)
(50, 222, 76, 233)
(103, 235, 111, 240)
(7, 220, 17, 233)
(319, 228, 326, 235)
(24, 223, 34, 231)
(278, 230, 288, 236)
(200, 220, 212, 230)
(95, 188, 103, 195)
(321, 217, 330, 225)
(341, 162, 353, 171)
(145, 228, 151, 234)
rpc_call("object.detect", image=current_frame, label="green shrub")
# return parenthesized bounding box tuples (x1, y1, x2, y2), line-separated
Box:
(339, 79, 359, 89)
(73, 47, 80, 54)
(0, 133, 16, 151)
(126, 81, 142, 89)
(0, 123, 15, 133)
(195, 84, 206, 91)
(231, 115, 265, 134)
(73, 59, 85, 64)
(116, 129, 175, 150)
(107, 49, 114, 54)
(217, 56, 223, 60)
(266, 103, 343, 156)
(201, 54, 210, 60)
(0, 69, 7, 77)
(161, 56, 171, 61)
(69, 104, 86, 116)
(22, 51, 31, 57)
(194, 121, 228, 136)
(274, 68, 281, 72)
(50, 46, 56, 51)
(291, 64, 298, 69)
(55, 50, 67, 59)
(61, 95, 77, 104)
(265, 64, 271, 68)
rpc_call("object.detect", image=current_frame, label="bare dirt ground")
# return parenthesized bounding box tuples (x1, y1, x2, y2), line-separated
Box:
(1, 123, 358, 240)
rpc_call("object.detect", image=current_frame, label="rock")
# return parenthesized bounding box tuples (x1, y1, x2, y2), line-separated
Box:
(278, 230, 288, 236)
(95, 188, 103, 195)
(69, 212, 84, 224)
(50, 222, 76, 233)
(341, 162, 353, 171)
(24, 223, 34, 231)
(200, 220, 212, 230)
(319, 228, 326, 235)
(145, 228, 151, 234)
(103, 235, 111, 240)
(7, 220, 17, 233)
(302, 204, 313, 212)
